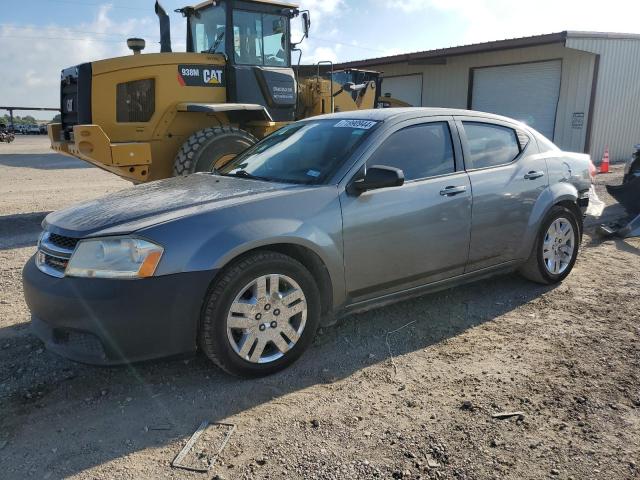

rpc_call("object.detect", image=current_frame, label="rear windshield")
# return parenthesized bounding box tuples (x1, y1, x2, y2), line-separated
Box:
(219, 119, 380, 184)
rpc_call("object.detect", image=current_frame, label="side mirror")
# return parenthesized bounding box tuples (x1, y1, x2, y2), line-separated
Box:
(350, 165, 404, 194)
(302, 11, 310, 38)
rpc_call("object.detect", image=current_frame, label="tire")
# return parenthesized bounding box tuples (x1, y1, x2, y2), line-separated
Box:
(173, 126, 257, 176)
(518, 205, 580, 284)
(199, 251, 322, 378)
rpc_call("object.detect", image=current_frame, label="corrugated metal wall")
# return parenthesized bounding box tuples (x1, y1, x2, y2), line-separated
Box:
(566, 36, 640, 163)
(364, 43, 596, 154)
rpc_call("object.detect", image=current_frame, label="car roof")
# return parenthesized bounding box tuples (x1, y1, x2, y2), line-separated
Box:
(307, 107, 528, 127)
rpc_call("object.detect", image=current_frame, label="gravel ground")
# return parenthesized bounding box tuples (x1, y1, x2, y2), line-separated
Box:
(0, 136, 638, 480)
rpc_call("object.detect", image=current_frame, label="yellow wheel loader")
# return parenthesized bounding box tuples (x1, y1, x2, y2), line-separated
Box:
(49, 0, 408, 183)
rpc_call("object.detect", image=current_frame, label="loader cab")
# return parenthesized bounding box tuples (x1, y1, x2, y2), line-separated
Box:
(186, 0, 300, 121)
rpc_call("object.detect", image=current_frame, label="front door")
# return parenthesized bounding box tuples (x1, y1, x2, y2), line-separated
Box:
(456, 118, 549, 271)
(340, 118, 472, 302)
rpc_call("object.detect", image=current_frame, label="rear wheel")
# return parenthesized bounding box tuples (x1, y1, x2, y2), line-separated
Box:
(199, 251, 321, 377)
(519, 205, 580, 284)
(173, 126, 257, 176)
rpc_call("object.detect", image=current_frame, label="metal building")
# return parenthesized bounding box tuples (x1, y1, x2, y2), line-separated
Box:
(337, 31, 640, 163)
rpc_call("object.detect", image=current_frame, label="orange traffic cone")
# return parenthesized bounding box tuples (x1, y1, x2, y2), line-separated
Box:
(599, 147, 610, 174)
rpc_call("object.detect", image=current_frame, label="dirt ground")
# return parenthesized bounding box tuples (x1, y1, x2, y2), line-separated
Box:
(0, 136, 638, 480)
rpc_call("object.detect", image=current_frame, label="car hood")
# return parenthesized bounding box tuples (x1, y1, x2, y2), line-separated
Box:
(44, 174, 296, 237)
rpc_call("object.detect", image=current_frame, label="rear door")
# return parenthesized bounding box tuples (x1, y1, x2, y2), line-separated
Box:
(340, 117, 472, 301)
(456, 117, 548, 271)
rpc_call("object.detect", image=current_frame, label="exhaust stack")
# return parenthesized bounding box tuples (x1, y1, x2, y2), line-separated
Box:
(155, 1, 172, 53)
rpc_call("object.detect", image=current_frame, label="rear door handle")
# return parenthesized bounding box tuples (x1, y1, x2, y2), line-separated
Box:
(524, 170, 545, 180)
(439, 185, 467, 196)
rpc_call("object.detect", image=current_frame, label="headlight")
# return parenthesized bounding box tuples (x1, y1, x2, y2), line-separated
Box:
(65, 237, 163, 279)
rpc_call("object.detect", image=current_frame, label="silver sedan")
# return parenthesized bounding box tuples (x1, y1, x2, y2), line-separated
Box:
(23, 108, 593, 377)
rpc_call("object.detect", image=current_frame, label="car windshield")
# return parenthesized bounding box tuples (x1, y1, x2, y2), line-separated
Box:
(218, 119, 380, 184)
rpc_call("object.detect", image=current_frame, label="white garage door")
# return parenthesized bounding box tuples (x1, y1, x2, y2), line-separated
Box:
(381, 74, 422, 107)
(471, 60, 561, 139)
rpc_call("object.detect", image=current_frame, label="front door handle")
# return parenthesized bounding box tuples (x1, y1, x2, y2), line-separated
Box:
(524, 170, 545, 180)
(439, 185, 467, 196)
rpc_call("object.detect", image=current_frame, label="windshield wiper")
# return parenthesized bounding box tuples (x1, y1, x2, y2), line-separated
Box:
(223, 170, 269, 181)
(206, 30, 225, 54)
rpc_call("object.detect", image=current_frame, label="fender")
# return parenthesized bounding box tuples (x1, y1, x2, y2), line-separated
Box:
(192, 219, 346, 310)
(517, 181, 580, 259)
(176, 102, 273, 123)
(140, 187, 348, 309)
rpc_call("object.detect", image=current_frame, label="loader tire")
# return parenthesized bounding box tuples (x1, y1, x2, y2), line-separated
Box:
(173, 126, 257, 176)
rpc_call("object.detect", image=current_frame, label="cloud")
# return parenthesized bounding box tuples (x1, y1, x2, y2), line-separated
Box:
(379, 0, 640, 45)
(0, 4, 158, 119)
(292, 0, 345, 64)
(301, 0, 343, 15)
(0, 0, 343, 120)
(306, 46, 339, 63)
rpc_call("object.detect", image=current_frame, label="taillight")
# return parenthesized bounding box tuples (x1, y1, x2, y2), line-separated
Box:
(588, 159, 596, 181)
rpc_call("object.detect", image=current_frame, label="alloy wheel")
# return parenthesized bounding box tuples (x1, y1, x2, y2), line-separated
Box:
(542, 217, 575, 275)
(226, 274, 307, 364)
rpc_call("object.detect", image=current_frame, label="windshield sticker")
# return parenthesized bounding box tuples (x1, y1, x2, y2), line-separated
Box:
(306, 169, 321, 178)
(333, 120, 377, 129)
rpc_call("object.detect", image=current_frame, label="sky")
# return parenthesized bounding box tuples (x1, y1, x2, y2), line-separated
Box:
(2, 0, 640, 120)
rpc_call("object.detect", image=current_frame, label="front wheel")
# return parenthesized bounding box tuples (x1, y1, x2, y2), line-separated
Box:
(199, 251, 321, 377)
(519, 205, 580, 284)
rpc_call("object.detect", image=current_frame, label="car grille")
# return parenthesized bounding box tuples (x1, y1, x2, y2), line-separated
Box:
(36, 231, 79, 278)
(60, 63, 92, 141)
(48, 233, 80, 251)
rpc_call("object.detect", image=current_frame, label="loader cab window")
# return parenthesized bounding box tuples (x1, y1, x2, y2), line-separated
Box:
(233, 10, 289, 67)
(190, 4, 226, 54)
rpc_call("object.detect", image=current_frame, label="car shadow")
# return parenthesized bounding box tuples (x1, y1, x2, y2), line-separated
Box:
(0, 212, 49, 250)
(615, 237, 640, 255)
(0, 272, 556, 478)
(0, 153, 92, 170)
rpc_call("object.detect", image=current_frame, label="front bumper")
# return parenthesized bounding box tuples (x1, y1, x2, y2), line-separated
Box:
(48, 123, 152, 183)
(23, 256, 216, 365)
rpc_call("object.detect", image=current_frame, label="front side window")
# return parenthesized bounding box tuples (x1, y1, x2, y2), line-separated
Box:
(463, 122, 520, 169)
(233, 10, 288, 66)
(367, 122, 455, 181)
(219, 119, 379, 184)
(190, 5, 226, 54)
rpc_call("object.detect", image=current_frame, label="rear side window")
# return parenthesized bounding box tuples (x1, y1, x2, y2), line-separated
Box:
(367, 122, 455, 181)
(534, 131, 560, 153)
(463, 122, 520, 169)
